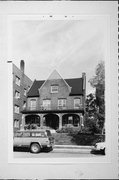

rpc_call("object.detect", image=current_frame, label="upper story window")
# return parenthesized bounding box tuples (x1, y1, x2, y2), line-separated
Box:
(14, 105, 20, 114)
(30, 99, 36, 110)
(58, 99, 66, 108)
(15, 76, 20, 86)
(42, 99, 51, 110)
(51, 85, 58, 93)
(74, 98, 81, 109)
(24, 88, 27, 96)
(23, 101, 26, 109)
(15, 90, 20, 99)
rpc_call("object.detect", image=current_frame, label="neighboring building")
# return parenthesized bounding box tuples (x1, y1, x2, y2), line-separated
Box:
(22, 70, 86, 130)
(11, 60, 32, 131)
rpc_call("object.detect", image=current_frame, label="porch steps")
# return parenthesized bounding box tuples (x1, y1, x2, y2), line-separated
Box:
(53, 133, 76, 145)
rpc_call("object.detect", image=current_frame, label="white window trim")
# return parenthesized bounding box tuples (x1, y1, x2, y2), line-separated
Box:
(23, 101, 26, 109)
(14, 105, 20, 114)
(42, 99, 51, 110)
(58, 99, 66, 107)
(74, 98, 81, 108)
(15, 76, 20, 86)
(14, 119, 19, 128)
(15, 90, 20, 99)
(51, 85, 58, 93)
(30, 99, 37, 110)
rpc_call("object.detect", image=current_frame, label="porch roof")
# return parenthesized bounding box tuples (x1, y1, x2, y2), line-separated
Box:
(21, 108, 84, 114)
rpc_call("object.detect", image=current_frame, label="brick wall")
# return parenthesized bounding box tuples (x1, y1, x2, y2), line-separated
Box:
(27, 78, 84, 110)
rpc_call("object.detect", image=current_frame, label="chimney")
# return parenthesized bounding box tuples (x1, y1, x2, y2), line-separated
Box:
(82, 72, 86, 91)
(20, 60, 25, 74)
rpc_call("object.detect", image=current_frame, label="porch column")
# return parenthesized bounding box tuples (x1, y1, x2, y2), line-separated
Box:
(39, 114, 44, 128)
(80, 114, 84, 127)
(58, 114, 62, 130)
(76, 113, 80, 127)
(80, 114, 84, 132)
(21, 114, 25, 130)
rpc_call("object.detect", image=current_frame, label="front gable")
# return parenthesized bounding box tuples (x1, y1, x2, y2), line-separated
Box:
(38, 70, 72, 97)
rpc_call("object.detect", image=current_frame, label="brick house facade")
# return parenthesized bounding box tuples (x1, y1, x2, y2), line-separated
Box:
(22, 70, 86, 130)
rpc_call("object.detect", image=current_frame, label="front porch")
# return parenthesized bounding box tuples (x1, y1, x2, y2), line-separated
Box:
(21, 109, 84, 130)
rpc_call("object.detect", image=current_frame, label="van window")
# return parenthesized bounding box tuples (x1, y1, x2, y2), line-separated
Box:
(14, 132, 22, 137)
(31, 132, 45, 137)
(22, 132, 30, 137)
(46, 130, 52, 136)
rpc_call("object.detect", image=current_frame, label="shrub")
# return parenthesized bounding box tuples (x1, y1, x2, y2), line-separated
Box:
(71, 133, 105, 146)
(56, 125, 81, 134)
(83, 117, 101, 135)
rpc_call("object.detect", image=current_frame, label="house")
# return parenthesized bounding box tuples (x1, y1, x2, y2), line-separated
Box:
(8, 60, 32, 131)
(21, 70, 86, 130)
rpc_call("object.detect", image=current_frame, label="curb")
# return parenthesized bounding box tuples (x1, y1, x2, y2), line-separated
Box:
(54, 145, 93, 149)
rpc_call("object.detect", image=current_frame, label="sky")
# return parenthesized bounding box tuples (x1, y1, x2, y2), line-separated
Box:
(10, 17, 106, 95)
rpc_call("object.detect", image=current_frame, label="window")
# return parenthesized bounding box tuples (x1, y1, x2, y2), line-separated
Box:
(14, 105, 20, 114)
(58, 99, 66, 109)
(14, 119, 19, 128)
(28, 86, 30, 92)
(15, 76, 20, 86)
(74, 98, 81, 108)
(14, 132, 22, 137)
(22, 132, 30, 137)
(68, 116, 73, 124)
(31, 132, 45, 137)
(23, 101, 26, 109)
(24, 89, 27, 96)
(43, 99, 51, 110)
(15, 90, 20, 99)
(30, 99, 36, 110)
(51, 85, 58, 93)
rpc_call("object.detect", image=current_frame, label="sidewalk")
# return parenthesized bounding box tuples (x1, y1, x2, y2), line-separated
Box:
(54, 144, 93, 149)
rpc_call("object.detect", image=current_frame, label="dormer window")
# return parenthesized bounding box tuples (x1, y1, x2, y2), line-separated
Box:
(51, 85, 58, 93)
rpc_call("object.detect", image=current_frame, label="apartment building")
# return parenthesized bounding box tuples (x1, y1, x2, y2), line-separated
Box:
(12, 60, 32, 131)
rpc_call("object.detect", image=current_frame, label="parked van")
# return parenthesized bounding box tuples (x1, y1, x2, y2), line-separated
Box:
(13, 129, 55, 153)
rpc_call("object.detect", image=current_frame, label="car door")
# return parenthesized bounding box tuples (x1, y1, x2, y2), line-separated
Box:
(22, 132, 31, 146)
(13, 132, 23, 147)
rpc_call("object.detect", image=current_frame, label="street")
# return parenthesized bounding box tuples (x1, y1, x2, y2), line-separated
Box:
(13, 147, 103, 158)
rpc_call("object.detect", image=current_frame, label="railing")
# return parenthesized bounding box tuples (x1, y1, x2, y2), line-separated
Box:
(23, 104, 84, 111)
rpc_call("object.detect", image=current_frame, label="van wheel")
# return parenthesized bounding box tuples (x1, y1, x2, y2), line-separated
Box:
(30, 143, 41, 153)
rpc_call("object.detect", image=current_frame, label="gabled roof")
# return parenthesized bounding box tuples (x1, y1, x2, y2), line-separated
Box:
(38, 70, 71, 93)
(28, 80, 44, 97)
(65, 78, 83, 96)
(27, 78, 83, 97)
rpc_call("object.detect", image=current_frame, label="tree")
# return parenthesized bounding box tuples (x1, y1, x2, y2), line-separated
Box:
(85, 93, 101, 134)
(88, 61, 105, 134)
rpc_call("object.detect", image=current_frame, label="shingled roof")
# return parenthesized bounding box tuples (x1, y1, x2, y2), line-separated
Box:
(27, 78, 83, 97)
